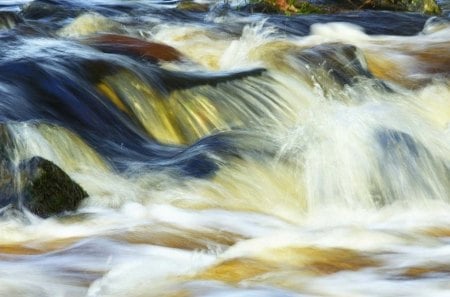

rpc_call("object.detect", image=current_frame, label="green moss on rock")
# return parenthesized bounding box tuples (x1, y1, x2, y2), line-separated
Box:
(293, 1, 327, 13)
(245, 0, 441, 14)
(358, 0, 441, 14)
(19, 157, 88, 218)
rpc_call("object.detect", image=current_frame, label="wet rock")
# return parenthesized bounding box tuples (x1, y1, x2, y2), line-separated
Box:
(297, 43, 372, 86)
(83, 34, 183, 62)
(323, 0, 442, 14)
(239, 1, 283, 13)
(250, 41, 387, 93)
(244, 0, 441, 14)
(176, 0, 210, 12)
(0, 12, 21, 30)
(240, 0, 325, 14)
(0, 125, 16, 210)
(20, 0, 81, 21)
(18, 157, 88, 218)
(359, 0, 441, 14)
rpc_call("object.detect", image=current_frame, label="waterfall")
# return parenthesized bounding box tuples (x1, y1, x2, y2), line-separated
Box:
(0, 1, 449, 296)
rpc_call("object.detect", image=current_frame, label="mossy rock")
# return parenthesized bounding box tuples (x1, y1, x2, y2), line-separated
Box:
(242, 0, 339, 14)
(0, 125, 16, 209)
(293, 1, 328, 13)
(420, 0, 441, 14)
(359, 0, 441, 14)
(239, 2, 280, 13)
(325, 0, 441, 14)
(19, 157, 88, 218)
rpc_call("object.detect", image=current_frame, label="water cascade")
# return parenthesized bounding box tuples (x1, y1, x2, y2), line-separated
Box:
(0, 1, 449, 296)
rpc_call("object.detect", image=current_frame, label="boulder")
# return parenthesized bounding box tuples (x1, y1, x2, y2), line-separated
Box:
(18, 157, 88, 218)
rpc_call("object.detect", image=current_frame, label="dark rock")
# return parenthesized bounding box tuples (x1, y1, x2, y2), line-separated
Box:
(18, 157, 88, 218)
(238, 0, 325, 14)
(20, 0, 81, 21)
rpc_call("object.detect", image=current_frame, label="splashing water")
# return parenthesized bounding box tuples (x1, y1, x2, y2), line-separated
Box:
(0, 1, 449, 296)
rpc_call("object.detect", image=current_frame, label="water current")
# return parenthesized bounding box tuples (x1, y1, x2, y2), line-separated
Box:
(0, 1, 449, 296)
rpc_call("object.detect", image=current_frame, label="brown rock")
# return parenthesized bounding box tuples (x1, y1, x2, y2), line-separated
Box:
(84, 34, 183, 62)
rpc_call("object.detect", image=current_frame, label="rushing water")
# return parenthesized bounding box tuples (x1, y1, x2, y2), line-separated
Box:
(0, 0, 450, 296)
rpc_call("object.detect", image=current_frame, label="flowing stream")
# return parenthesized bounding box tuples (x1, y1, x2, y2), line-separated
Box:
(0, 1, 450, 296)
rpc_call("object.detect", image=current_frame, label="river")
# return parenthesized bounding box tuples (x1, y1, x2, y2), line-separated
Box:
(0, 1, 449, 296)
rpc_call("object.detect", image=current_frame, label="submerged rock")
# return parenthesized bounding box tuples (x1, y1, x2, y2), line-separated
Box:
(296, 43, 373, 86)
(18, 157, 88, 218)
(21, 0, 81, 21)
(421, 16, 450, 34)
(292, 43, 389, 92)
(250, 41, 387, 94)
(0, 125, 16, 209)
(0, 12, 21, 30)
(372, 129, 450, 206)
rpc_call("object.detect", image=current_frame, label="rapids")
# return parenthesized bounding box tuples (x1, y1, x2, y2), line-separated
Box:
(0, 0, 450, 296)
